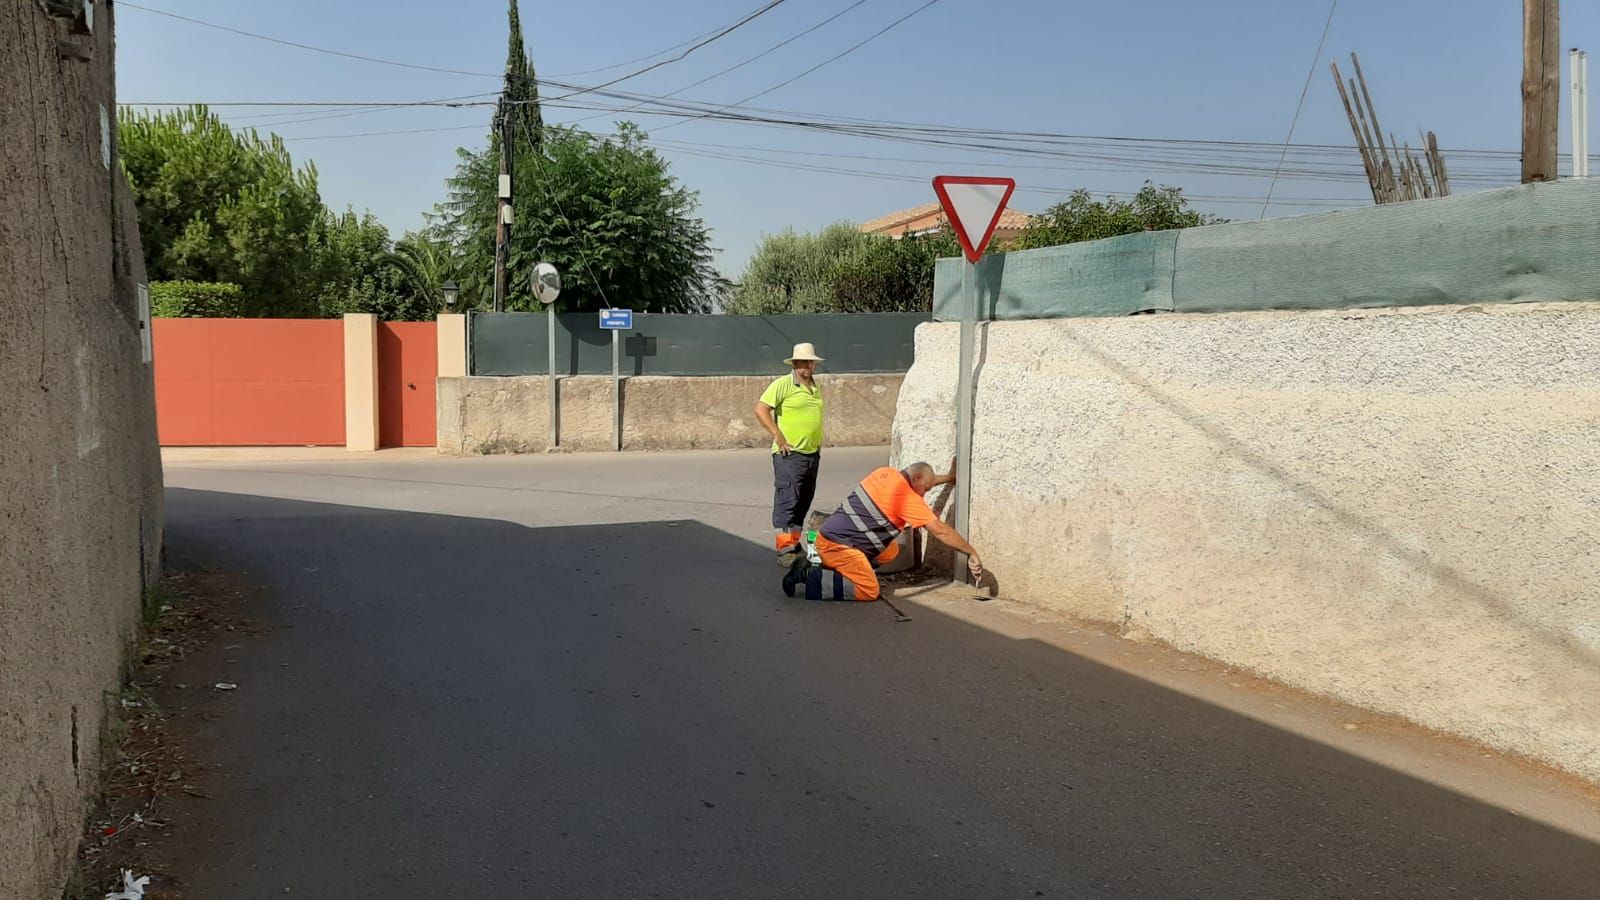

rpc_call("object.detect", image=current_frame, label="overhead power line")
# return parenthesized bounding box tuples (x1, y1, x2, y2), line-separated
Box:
(282, 124, 488, 142)
(119, 2, 499, 77)
(513, 117, 614, 308)
(116, 1, 1552, 192)
(545, 5, 802, 78)
(267, 117, 1366, 209)
(572, 0, 873, 125)
(125, 99, 498, 108)
(125, 82, 1537, 193)
(120, 1, 796, 97)
(540, 0, 792, 103)
(653, 0, 943, 133)
(225, 92, 498, 128)
(127, 91, 1535, 167)
(1261, 0, 1339, 218)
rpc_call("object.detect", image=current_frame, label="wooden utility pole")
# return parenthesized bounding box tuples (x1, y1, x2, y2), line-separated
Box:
(1523, 0, 1560, 182)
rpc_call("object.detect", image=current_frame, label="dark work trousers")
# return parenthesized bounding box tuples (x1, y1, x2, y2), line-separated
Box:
(771, 450, 821, 540)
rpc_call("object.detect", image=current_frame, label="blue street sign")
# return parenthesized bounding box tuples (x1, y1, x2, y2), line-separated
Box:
(599, 308, 633, 330)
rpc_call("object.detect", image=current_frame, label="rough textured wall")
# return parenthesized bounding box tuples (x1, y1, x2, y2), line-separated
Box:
(0, 4, 165, 897)
(438, 374, 902, 454)
(893, 306, 1600, 783)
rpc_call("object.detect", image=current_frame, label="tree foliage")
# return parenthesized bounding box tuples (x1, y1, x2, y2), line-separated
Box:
(828, 230, 958, 313)
(729, 184, 1219, 315)
(313, 211, 435, 321)
(433, 123, 718, 312)
(728, 224, 868, 313)
(1011, 182, 1221, 250)
(501, 0, 544, 152)
(385, 231, 463, 312)
(727, 224, 957, 314)
(427, 1, 715, 313)
(120, 106, 327, 316)
(149, 281, 245, 318)
(120, 106, 443, 320)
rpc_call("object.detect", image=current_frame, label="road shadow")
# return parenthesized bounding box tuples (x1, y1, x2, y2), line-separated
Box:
(156, 487, 1599, 899)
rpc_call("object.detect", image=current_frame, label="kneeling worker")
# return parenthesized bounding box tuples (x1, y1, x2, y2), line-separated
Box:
(784, 461, 983, 602)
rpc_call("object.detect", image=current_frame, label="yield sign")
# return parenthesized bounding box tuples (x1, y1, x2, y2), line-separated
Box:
(932, 175, 1017, 263)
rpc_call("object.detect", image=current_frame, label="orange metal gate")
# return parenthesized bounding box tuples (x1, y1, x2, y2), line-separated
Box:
(379, 322, 438, 448)
(153, 319, 345, 446)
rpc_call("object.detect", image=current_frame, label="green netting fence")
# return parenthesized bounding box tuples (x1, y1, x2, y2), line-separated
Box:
(934, 179, 1600, 321)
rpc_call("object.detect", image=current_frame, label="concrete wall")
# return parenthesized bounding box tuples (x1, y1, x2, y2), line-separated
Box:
(344, 314, 379, 452)
(892, 305, 1600, 783)
(1, 3, 165, 897)
(438, 374, 902, 454)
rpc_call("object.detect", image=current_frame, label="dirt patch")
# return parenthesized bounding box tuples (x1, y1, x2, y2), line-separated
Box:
(880, 566, 943, 588)
(65, 565, 265, 900)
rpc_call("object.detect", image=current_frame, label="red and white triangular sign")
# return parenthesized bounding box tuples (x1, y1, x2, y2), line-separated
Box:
(932, 175, 1017, 263)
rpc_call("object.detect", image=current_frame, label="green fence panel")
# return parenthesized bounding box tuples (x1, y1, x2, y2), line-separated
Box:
(930, 179, 1600, 321)
(1172, 179, 1600, 313)
(470, 312, 929, 376)
(933, 230, 1178, 321)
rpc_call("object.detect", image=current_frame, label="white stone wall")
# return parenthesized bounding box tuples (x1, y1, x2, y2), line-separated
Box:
(893, 303, 1600, 782)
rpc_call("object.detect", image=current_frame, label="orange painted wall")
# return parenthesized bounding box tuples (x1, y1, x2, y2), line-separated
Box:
(153, 319, 346, 446)
(379, 322, 438, 448)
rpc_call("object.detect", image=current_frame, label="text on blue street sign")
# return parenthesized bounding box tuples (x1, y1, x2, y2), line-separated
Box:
(599, 309, 633, 330)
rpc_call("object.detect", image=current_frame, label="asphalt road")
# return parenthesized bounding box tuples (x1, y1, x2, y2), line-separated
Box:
(161, 448, 1600, 899)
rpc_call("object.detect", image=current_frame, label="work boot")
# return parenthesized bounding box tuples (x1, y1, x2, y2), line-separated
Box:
(781, 556, 809, 597)
(776, 546, 801, 568)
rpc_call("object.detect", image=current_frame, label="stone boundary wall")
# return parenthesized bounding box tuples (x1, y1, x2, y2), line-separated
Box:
(893, 305, 1600, 783)
(438, 374, 902, 454)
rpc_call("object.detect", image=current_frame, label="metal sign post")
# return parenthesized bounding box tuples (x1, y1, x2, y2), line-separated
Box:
(547, 304, 557, 448)
(931, 176, 1016, 584)
(531, 263, 562, 449)
(599, 308, 634, 452)
(952, 260, 977, 579)
(613, 330, 620, 450)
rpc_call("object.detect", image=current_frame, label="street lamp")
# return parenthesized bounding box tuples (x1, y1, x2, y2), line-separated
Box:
(440, 280, 459, 310)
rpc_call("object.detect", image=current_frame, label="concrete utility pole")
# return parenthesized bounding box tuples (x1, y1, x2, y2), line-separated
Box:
(1570, 48, 1589, 177)
(1523, 0, 1561, 183)
(492, 111, 514, 312)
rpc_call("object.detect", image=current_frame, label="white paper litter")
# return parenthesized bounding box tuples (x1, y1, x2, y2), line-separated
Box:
(105, 869, 150, 899)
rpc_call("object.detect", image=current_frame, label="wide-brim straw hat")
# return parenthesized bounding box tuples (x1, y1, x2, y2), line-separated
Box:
(785, 342, 824, 364)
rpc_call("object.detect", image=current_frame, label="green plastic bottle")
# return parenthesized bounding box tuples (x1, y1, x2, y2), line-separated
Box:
(803, 530, 822, 566)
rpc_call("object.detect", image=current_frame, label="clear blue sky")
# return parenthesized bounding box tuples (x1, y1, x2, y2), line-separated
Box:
(116, 0, 1600, 276)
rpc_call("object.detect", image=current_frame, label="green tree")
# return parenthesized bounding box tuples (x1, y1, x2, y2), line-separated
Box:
(1011, 182, 1220, 250)
(434, 124, 718, 312)
(120, 106, 328, 316)
(828, 231, 956, 313)
(728, 224, 873, 314)
(728, 225, 958, 314)
(501, 0, 544, 151)
(121, 106, 440, 319)
(314, 211, 437, 321)
(431, 2, 715, 312)
(385, 232, 463, 311)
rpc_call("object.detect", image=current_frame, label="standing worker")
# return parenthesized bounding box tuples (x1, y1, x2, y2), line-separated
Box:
(755, 342, 826, 566)
(783, 461, 983, 602)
